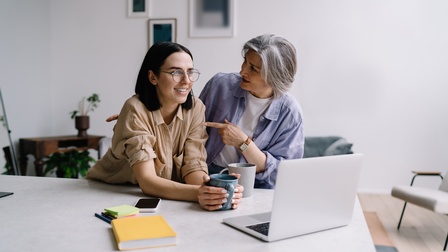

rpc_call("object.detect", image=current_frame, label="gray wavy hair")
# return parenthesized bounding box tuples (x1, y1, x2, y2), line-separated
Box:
(243, 34, 297, 99)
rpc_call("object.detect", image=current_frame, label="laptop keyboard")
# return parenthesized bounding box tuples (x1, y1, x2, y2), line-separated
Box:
(246, 222, 270, 236)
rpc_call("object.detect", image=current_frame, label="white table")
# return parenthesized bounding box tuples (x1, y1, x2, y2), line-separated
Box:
(0, 175, 375, 251)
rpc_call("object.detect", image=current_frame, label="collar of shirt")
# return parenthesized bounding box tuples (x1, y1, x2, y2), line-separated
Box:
(232, 86, 286, 122)
(153, 105, 184, 126)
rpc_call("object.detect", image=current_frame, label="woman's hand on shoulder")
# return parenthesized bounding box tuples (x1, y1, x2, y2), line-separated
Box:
(106, 114, 119, 122)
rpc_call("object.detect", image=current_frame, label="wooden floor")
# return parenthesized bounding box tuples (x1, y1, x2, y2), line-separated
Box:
(358, 193, 448, 252)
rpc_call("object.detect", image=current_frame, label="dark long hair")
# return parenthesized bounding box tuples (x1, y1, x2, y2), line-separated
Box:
(135, 42, 194, 111)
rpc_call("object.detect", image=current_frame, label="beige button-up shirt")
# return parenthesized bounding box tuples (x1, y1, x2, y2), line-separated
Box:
(86, 95, 208, 184)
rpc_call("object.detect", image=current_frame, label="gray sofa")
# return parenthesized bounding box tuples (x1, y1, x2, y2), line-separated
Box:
(99, 136, 354, 159)
(303, 136, 354, 158)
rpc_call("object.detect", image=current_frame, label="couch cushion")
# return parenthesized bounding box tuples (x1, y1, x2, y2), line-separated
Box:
(391, 185, 448, 213)
(323, 138, 354, 156)
(304, 136, 353, 158)
(303, 136, 343, 157)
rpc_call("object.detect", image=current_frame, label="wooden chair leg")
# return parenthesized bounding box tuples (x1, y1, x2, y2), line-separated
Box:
(397, 202, 407, 229)
(444, 232, 448, 251)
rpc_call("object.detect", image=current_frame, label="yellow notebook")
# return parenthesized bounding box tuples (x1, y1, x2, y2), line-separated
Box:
(111, 215, 176, 250)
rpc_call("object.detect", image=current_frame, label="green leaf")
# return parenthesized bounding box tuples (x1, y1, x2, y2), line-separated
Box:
(70, 93, 100, 119)
(43, 149, 96, 178)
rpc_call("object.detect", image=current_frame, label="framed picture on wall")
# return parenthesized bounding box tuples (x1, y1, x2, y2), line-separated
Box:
(189, 0, 235, 38)
(128, 0, 149, 18)
(148, 19, 177, 48)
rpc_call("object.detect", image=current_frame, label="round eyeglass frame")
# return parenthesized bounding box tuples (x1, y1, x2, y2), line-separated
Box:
(159, 69, 201, 83)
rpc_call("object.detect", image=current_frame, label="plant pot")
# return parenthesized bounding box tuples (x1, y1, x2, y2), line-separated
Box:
(75, 116, 89, 137)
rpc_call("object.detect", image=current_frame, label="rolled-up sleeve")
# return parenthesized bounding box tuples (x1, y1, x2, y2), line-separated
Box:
(123, 134, 157, 168)
(112, 97, 158, 167)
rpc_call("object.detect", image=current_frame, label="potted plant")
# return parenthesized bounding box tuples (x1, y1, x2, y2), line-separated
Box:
(70, 93, 100, 137)
(43, 149, 96, 178)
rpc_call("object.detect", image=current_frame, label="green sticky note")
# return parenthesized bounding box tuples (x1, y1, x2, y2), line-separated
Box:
(105, 204, 139, 218)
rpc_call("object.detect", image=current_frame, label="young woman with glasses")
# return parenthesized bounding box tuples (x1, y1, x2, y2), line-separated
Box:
(87, 42, 243, 211)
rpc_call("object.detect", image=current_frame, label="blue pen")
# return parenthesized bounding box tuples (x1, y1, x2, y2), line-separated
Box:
(95, 213, 111, 224)
(101, 212, 116, 220)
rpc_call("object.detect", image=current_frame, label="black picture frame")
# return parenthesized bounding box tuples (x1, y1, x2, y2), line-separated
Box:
(148, 19, 177, 48)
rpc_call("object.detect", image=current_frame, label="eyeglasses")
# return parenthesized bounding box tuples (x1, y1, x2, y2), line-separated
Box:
(159, 69, 201, 83)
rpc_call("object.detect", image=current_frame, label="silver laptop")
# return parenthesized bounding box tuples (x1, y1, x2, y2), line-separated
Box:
(223, 153, 363, 242)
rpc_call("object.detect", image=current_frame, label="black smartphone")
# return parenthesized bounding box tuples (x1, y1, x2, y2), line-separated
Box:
(134, 198, 161, 213)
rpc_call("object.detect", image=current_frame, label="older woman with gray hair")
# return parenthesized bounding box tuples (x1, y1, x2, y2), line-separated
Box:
(200, 33, 304, 189)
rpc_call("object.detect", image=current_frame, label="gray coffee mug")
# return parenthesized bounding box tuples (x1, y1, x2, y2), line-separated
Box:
(208, 174, 238, 210)
(220, 163, 256, 198)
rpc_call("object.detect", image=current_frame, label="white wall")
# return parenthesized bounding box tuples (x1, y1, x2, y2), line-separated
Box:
(0, 0, 52, 173)
(1, 0, 447, 192)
